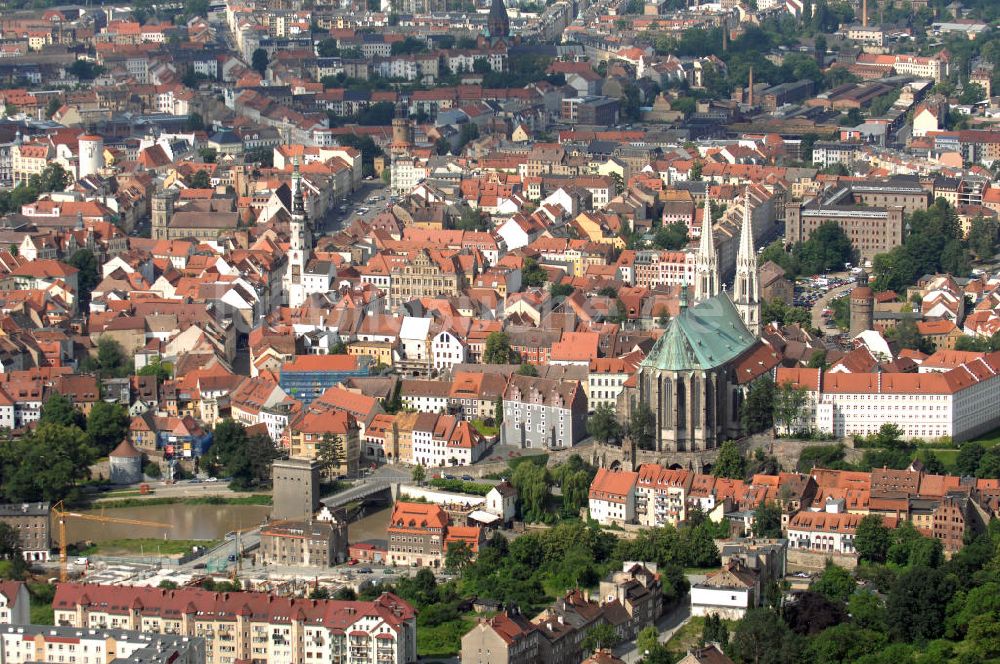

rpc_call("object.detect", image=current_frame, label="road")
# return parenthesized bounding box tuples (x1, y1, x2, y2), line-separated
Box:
(613, 595, 693, 664)
(810, 282, 854, 332)
(316, 180, 390, 236)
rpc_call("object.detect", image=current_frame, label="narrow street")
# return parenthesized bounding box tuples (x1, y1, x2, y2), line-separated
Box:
(612, 597, 693, 664)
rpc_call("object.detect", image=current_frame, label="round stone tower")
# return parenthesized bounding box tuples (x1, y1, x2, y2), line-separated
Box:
(109, 439, 144, 485)
(849, 270, 874, 338)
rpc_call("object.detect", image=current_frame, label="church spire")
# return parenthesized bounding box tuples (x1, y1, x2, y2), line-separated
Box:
(733, 188, 761, 336)
(292, 159, 304, 217)
(284, 157, 312, 308)
(694, 190, 719, 302)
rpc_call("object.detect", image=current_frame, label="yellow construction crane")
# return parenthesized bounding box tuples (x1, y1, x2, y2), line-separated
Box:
(52, 501, 174, 582)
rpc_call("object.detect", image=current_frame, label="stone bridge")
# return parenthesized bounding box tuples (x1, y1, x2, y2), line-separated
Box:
(321, 479, 399, 508)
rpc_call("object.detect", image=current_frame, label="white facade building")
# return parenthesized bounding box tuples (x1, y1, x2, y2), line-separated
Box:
(588, 468, 638, 526)
(431, 330, 467, 372)
(776, 354, 1000, 442)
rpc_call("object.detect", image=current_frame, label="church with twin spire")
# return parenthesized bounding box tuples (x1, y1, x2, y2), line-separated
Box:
(623, 191, 768, 454)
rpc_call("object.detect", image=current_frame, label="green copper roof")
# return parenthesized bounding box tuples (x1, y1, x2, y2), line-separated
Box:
(641, 293, 757, 372)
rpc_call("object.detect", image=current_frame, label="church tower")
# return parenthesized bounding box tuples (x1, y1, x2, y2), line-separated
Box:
(486, 0, 510, 40)
(284, 160, 312, 308)
(694, 192, 719, 302)
(733, 191, 761, 336)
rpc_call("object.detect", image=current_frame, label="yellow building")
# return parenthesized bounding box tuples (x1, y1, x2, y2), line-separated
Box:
(348, 339, 396, 367)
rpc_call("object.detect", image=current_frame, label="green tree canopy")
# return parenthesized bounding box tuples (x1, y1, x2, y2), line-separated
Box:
(713, 441, 747, 479)
(87, 401, 130, 455)
(40, 393, 86, 430)
(586, 404, 621, 445)
(483, 332, 518, 364)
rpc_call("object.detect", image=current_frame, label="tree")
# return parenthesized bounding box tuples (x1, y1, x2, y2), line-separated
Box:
(561, 469, 592, 516)
(85, 337, 129, 377)
(189, 170, 211, 189)
(0, 423, 96, 502)
(516, 363, 538, 377)
(636, 625, 660, 657)
(445, 541, 473, 572)
(586, 404, 621, 445)
(784, 591, 846, 635)
(702, 613, 729, 647)
(795, 221, 857, 275)
(977, 447, 1000, 479)
(629, 403, 656, 451)
(713, 441, 746, 479)
(848, 590, 887, 632)
(813, 562, 854, 603)
(804, 622, 886, 662)
(226, 433, 279, 490)
(251, 48, 269, 77)
(317, 433, 345, 475)
(653, 222, 689, 250)
(316, 38, 340, 57)
(87, 401, 129, 455)
(773, 381, 807, 435)
(959, 82, 986, 104)
(511, 460, 548, 522)
(0, 523, 26, 579)
(683, 523, 722, 568)
(728, 608, 801, 664)
(67, 249, 99, 310)
(45, 96, 61, 119)
(887, 566, 956, 642)
(456, 122, 479, 152)
(68, 60, 104, 80)
(183, 0, 209, 19)
(411, 465, 426, 484)
(752, 502, 782, 538)
(550, 282, 574, 298)
(40, 393, 86, 430)
(483, 332, 518, 364)
(894, 317, 933, 354)
(854, 514, 892, 564)
(741, 376, 775, 434)
(581, 623, 620, 654)
(521, 258, 547, 287)
(137, 357, 172, 383)
(456, 205, 488, 231)
(762, 298, 811, 329)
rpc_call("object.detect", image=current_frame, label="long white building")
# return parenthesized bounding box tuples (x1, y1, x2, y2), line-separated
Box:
(775, 351, 1000, 442)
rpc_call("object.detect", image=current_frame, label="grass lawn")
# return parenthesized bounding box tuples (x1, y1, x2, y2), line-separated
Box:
(664, 616, 706, 660)
(417, 617, 475, 659)
(663, 616, 738, 661)
(90, 494, 271, 508)
(471, 419, 499, 437)
(930, 449, 959, 472)
(30, 605, 53, 625)
(78, 538, 218, 557)
(970, 426, 1000, 448)
(28, 584, 55, 625)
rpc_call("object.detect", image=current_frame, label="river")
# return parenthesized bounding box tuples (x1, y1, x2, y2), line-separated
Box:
(63, 504, 272, 543)
(63, 503, 394, 547)
(347, 506, 391, 548)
